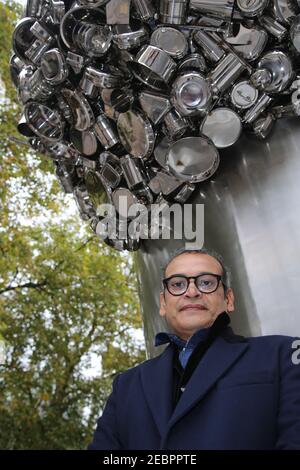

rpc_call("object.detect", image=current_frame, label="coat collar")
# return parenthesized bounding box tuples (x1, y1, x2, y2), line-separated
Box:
(140, 327, 249, 438)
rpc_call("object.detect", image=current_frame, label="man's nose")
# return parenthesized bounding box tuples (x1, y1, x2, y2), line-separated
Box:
(184, 279, 202, 297)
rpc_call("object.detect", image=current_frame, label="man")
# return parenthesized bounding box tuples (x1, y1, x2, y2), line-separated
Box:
(88, 248, 300, 450)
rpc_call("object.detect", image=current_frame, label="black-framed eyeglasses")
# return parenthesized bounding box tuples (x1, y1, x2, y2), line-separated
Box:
(163, 273, 225, 296)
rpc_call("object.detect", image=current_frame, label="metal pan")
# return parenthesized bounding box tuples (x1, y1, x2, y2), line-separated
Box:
(166, 135, 220, 182)
(117, 110, 155, 159)
(200, 107, 242, 148)
(24, 102, 64, 143)
(130, 45, 176, 90)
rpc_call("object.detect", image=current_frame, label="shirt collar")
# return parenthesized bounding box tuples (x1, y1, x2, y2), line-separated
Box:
(154, 312, 230, 350)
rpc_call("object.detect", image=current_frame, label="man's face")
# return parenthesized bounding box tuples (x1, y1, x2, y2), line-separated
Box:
(159, 253, 235, 340)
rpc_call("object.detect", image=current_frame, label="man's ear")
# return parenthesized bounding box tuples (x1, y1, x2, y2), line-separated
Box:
(225, 288, 235, 313)
(159, 291, 166, 318)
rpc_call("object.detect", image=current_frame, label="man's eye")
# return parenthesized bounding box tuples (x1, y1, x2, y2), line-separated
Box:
(199, 280, 213, 287)
(171, 281, 185, 288)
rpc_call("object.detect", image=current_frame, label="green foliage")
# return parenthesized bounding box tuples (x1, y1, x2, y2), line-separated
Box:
(0, 0, 146, 450)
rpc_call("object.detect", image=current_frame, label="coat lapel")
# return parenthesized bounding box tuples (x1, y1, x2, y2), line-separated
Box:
(140, 344, 174, 438)
(167, 332, 249, 430)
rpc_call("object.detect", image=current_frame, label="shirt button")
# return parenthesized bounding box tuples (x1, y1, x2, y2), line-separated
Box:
(181, 387, 185, 392)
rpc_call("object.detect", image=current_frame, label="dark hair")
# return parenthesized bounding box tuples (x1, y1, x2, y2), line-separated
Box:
(161, 247, 231, 294)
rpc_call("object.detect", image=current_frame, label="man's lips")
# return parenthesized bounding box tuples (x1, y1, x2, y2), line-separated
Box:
(180, 304, 208, 311)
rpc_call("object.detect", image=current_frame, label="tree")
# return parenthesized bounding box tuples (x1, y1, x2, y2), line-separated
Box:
(0, 0, 146, 449)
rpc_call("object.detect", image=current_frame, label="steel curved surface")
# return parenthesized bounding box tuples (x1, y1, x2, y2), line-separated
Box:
(135, 117, 300, 357)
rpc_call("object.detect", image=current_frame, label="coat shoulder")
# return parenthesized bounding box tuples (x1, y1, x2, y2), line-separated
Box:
(117, 345, 171, 381)
(246, 333, 299, 346)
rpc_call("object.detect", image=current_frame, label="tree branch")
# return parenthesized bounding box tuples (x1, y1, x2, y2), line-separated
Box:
(0, 280, 48, 296)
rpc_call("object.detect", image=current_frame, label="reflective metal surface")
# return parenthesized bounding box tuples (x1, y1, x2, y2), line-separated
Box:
(237, 0, 269, 17)
(224, 24, 268, 62)
(150, 27, 188, 59)
(200, 108, 242, 148)
(231, 81, 258, 110)
(171, 71, 212, 116)
(117, 110, 155, 159)
(130, 45, 177, 90)
(166, 136, 220, 182)
(190, 0, 235, 19)
(159, 0, 188, 25)
(254, 51, 294, 93)
(135, 118, 300, 356)
(12, 0, 300, 255)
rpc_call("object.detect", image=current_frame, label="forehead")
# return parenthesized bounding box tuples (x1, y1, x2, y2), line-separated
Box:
(165, 253, 223, 277)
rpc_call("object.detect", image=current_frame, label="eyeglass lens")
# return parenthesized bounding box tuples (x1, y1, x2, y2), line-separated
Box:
(166, 274, 219, 294)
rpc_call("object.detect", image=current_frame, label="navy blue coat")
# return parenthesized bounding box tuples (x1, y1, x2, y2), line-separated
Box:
(88, 328, 300, 450)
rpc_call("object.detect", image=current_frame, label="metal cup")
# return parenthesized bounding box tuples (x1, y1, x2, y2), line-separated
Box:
(159, 0, 188, 25)
(25, 40, 51, 65)
(150, 27, 188, 60)
(70, 129, 100, 157)
(66, 51, 85, 74)
(112, 22, 149, 50)
(72, 21, 112, 57)
(163, 108, 189, 139)
(252, 114, 275, 139)
(41, 48, 69, 84)
(24, 102, 64, 142)
(85, 64, 126, 88)
(100, 162, 122, 189)
(259, 16, 287, 41)
(19, 67, 54, 103)
(94, 114, 120, 149)
(190, 0, 235, 20)
(13, 17, 36, 63)
(224, 23, 268, 62)
(192, 30, 225, 64)
(236, 0, 269, 18)
(130, 45, 177, 90)
(79, 72, 99, 98)
(177, 53, 207, 73)
(173, 183, 195, 203)
(171, 71, 212, 116)
(243, 94, 273, 124)
(231, 81, 258, 110)
(120, 155, 147, 189)
(209, 53, 247, 95)
(132, 0, 155, 21)
(254, 51, 294, 94)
